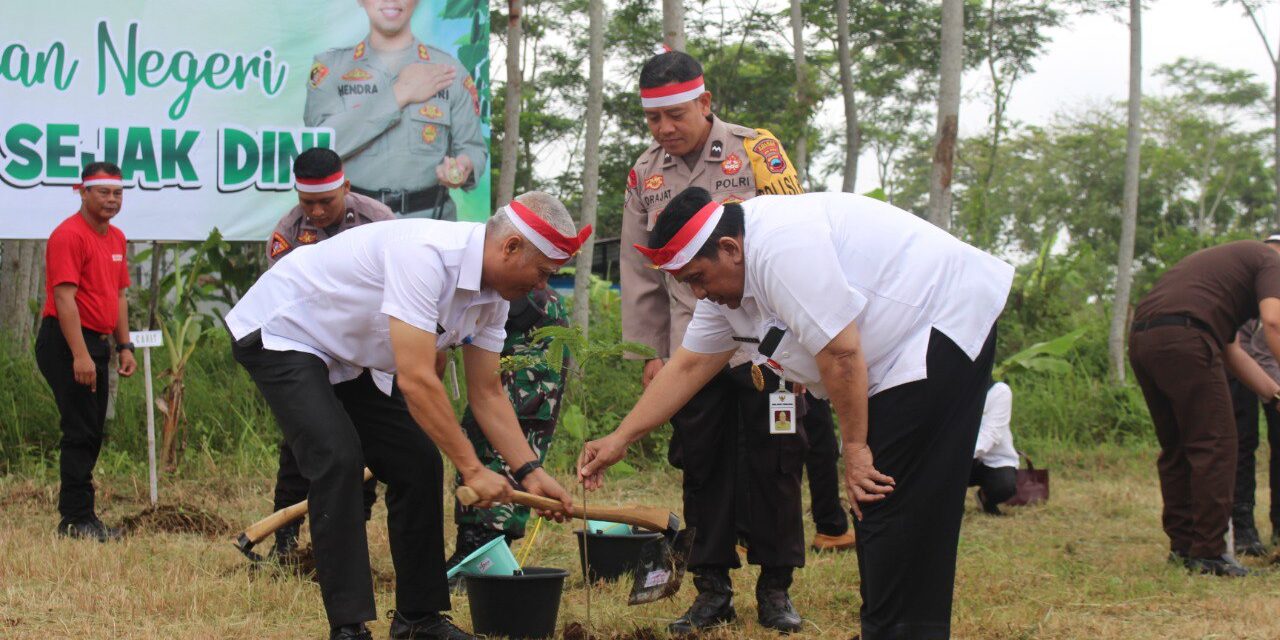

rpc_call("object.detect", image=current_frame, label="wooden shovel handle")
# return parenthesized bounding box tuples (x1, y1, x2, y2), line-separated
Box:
(241, 467, 374, 545)
(456, 486, 672, 533)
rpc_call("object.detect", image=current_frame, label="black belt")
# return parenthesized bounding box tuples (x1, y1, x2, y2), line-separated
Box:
(351, 185, 449, 217)
(1131, 314, 1213, 335)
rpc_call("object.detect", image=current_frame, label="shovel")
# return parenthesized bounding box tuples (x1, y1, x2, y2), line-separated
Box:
(456, 486, 694, 604)
(233, 467, 375, 562)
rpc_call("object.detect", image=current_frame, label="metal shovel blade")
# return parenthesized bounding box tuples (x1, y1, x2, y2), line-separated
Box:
(627, 527, 696, 605)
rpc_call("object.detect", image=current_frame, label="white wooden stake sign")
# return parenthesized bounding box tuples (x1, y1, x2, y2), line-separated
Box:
(131, 330, 164, 506)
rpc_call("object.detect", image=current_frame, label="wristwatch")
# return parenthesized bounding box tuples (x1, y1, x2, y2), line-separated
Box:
(115, 342, 135, 353)
(512, 459, 543, 485)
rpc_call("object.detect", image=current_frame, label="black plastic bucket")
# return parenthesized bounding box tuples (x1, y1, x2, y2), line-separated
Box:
(574, 528, 666, 582)
(465, 566, 568, 639)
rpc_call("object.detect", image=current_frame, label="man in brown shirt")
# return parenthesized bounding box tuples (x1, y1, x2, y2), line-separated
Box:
(264, 147, 394, 557)
(1130, 239, 1280, 576)
(618, 50, 830, 634)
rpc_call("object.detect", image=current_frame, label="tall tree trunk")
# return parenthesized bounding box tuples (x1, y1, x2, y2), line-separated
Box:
(663, 0, 685, 52)
(1, 239, 44, 351)
(573, 0, 605, 336)
(928, 0, 963, 231)
(837, 0, 858, 192)
(1108, 0, 1142, 384)
(790, 0, 808, 186)
(498, 0, 522, 204)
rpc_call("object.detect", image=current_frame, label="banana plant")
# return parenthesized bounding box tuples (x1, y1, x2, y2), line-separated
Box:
(993, 327, 1087, 379)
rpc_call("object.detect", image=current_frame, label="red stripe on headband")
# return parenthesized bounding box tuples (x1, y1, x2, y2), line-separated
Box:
(296, 170, 344, 186)
(509, 200, 594, 257)
(81, 172, 122, 182)
(633, 200, 720, 267)
(639, 76, 704, 99)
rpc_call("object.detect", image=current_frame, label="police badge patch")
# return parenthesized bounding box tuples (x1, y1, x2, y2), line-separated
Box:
(644, 174, 665, 191)
(269, 232, 290, 259)
(752, 138, 787, 174)
(710, 140, 723, 159)
(341, 68, 372, 81)
(419, 103, 444, 119)
(297, 230, 318, 245)
(418, 44, 431, 60)
(353, 41, 366, 60)
(627, 168, 638, 189)
(721, 154, 742, 175)
(421, 124, 439, 144)
(463, 75, 480, 115)
(309, 62, 329, 89)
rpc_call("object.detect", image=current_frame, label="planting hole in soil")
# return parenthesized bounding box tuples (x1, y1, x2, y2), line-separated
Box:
(120, 504, 230, 537)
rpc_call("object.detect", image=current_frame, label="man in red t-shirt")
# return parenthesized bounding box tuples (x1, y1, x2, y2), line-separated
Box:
(34, 162, 137, 542)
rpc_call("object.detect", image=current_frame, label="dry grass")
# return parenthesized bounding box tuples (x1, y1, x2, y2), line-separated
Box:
(2, 446, 1280, 639)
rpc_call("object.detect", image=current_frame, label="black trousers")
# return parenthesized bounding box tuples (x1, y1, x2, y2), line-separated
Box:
(803, 396, 850, 536)
(854, 327, 996, 640)
(967, 461, 1017, 505)
(35, 317, 112, 522)
(669, 363, 807, 572)
(233, 333, 448, 627)
(1228, 377, 1280, 533)
(274, 440, 379, 520)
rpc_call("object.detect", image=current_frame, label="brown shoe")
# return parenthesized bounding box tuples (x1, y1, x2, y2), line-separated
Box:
(811, 531, 855, 552)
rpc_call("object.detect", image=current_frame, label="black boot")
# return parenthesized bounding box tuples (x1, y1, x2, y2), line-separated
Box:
(388, 611, 476, 640)
(756, 566, 802, 633)
(1234, 523, 1268, 557)
(270, 521, 302, 560)
(669, 569, 735, 635)
(57, 516, 122, 542)
(329, 623, 372, 640)
(1184, 554, 1250, 577)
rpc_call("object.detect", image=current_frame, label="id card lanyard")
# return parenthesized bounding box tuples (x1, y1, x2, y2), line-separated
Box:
(755, 326, 797, 435)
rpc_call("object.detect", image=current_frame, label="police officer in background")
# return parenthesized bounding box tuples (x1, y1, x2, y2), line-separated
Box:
(264, 147, 395, 557)
(619, 50, 850, 634)
(304, 0, 487, 220)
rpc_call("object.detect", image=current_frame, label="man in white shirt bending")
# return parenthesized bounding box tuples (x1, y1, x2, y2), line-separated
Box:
(577, 187, 1013, 640)
(226, 191, 588, 640)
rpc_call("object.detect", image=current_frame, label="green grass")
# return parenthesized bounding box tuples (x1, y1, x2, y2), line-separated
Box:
(3, 444, 1280, 639)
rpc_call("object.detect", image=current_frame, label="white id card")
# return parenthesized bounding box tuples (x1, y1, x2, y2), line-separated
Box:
(769, 392, 797, 435)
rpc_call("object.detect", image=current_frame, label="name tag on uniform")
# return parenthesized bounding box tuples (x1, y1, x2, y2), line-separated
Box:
(769, 391, 796, 435)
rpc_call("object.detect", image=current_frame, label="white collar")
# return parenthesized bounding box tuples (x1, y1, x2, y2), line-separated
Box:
(458, 225, 486, 292)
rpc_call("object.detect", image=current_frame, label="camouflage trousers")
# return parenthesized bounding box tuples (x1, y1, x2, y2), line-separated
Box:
(453, 416, 557, 539)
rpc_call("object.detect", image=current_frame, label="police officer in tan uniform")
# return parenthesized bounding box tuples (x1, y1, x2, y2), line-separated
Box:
(619, 50, 847, 635)
(265, 148, 394, 557)
(303, 0, 486, 220)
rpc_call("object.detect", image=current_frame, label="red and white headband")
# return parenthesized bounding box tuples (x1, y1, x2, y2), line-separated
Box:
(1268, 234, 1280, 243)
(640, 76, 705, 109)
(79, 172, 124, 189)
(634, 200, 723, 273)
(295, 170, 346, 193)
(504, 200, 593, 264)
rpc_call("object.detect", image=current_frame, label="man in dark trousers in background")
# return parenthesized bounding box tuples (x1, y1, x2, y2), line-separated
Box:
(35, 162, 137, 542)
(263, 147, 395, 558)
(1130, 239, 1280, 577)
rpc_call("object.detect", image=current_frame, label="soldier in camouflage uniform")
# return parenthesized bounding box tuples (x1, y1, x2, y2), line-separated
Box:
(304, 0, 487, 220)
(445, 288, 569, 571)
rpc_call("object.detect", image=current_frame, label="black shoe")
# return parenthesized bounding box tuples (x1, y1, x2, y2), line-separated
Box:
(330, 623, 372, 640)
(270, 521, 302, 560)
(669, 571, 735, 635)
(57, 517, 122, 542)
(1184, 554, 1250, 577)
(388, 611, 476, 640)
(977, 489, 1004, 516)
(756, 587, 803, 633)
(1234, 524, 1269, 557)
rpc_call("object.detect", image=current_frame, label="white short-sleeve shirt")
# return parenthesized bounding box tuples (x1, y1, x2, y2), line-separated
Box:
(682, 193, 1014, 398)
(974, 382, 1018, 468)
(225, 219, 509, 394)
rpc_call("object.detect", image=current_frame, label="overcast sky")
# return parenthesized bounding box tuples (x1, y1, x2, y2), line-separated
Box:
(839, 1, 1280, 192)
